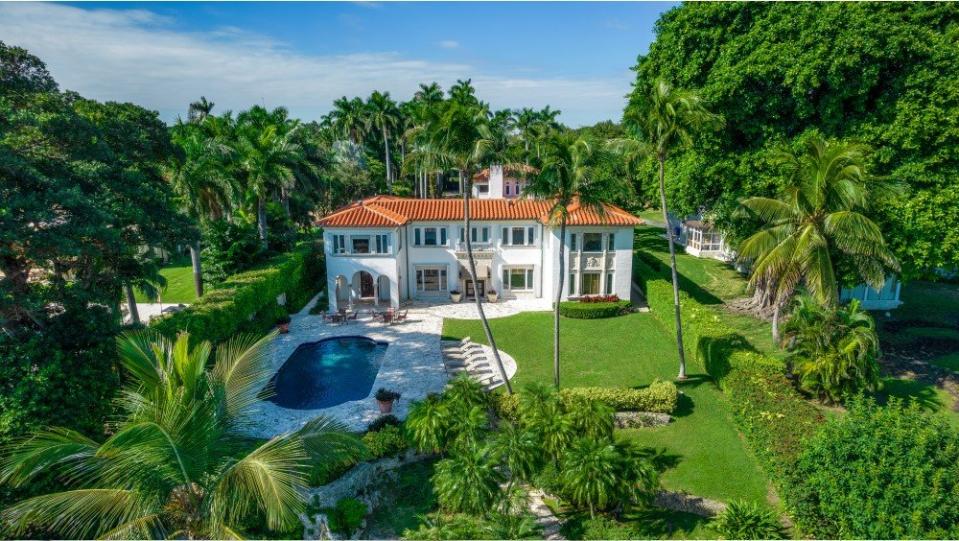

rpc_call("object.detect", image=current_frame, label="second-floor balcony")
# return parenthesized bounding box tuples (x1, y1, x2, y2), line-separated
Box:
(454, 242, 495, 260)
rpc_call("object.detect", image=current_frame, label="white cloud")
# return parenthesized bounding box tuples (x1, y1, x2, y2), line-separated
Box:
(0, 3, 630, 126)
(438, 40, 460, 49)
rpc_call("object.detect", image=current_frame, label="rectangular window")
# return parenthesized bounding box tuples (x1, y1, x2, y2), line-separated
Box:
(581, 272, 601, 295)
(583, 233, 603, 252)
(607, 233, 615, 251)
(332, 234, 346, 254)
(502, 227, 508, 244)
(374, 234, 390, 254)
(510, 227, 525, 246)
(478, 184, 489, 194)
(471, 226, 490, 243)
(502, 267, 534, 291)
(440, 227, 448, 245)
(504, 184, 511, 196)
(351, 236, 371, 254)
(414, 228, 421, 246)
(459, 227, 465, 243)
(423, 228, 437, 246)
(569, 233, 577, 251)
(527, 226, 535, 245)
(416, 267, 447, 292)
(569, 272, 576, 295)
(606, 272, 614, 295)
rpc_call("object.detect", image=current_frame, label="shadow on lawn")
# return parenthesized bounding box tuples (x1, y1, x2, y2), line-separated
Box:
(634, 229, 724, 306)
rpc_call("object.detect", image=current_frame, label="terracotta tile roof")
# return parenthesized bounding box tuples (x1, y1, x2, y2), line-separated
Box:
(473, 164, 539, 181)
(316, 196, 644, 228)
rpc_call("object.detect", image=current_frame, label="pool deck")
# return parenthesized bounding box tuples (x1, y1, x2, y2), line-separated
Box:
(242, 295, 534, 437)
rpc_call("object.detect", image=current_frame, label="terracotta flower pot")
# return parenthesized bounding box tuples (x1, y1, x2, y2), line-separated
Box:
(277, 323, 290, 334)
(377, 399, 394, 413)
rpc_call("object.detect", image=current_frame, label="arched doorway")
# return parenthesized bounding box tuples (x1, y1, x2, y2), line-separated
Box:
(352, 271, 375, 301)
(377, 275, 391, 304)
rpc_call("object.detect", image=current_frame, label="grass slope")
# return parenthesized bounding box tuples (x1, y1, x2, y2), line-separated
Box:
(442, 311, 770, 505)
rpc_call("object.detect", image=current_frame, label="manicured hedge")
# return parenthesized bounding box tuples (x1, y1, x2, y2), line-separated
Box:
(494, 380, 679, 419)
(558, 300, 632, 319)
(633, 253, 825, 533)
(152, 242, 323, 345)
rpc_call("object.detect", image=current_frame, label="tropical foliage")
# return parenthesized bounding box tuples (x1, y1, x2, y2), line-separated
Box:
(712, 500, 785, 540)
(738, 135, 900, 339)
(784, 296, 882, 403)
(630, 2, 959, 279)
(0, 331, 361, 539)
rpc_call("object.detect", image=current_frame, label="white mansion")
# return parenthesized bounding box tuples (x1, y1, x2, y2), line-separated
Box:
(318, 166, 643, 310)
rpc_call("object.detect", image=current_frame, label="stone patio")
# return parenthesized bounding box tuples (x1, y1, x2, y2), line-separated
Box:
(242, 293, 533, 437)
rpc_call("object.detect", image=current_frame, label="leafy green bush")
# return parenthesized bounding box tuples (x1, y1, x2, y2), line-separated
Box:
(362, 424, 408, 459)
(561, 381, 678, 413)
(785, 296, 882, 403)
(792, 397, 959, 539)
(329, 497, 367, 536)
(558, 300, 632, 319)
(712, 501, 785, 540)
(367, 414, 400, 432)
(152, 244, 321, 345)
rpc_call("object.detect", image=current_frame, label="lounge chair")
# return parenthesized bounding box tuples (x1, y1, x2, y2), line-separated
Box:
(345, 311, 358, 323)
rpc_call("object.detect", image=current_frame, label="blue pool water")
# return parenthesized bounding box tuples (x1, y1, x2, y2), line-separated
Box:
(269, 336, 388, 410)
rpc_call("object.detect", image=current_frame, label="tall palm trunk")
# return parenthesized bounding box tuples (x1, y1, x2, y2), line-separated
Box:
(554, 218, 567, 389)
(462, 173, 513, 394)
(257, 196, 268, 249)
(281, 187, 291, 218)
(189, 240, 203, 298)
(383, 126, 392, 190)
(124, 283, 139, 324)
(658, 155, 687, 380)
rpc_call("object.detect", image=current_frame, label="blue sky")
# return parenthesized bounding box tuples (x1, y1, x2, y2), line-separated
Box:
(0, 2, 675, 126)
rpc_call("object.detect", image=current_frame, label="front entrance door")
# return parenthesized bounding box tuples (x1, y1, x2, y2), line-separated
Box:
(465, 279, 485, 299)
(360, 273, 374, 298)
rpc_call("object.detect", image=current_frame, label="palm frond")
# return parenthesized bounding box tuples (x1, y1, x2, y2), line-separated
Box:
(0, 427, 99, 487)
(212, 331, 278, 421)
(1, 489, 158, 539)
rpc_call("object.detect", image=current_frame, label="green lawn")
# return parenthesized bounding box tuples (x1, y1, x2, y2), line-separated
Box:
(442, 311, 770, 506)
(637, 208, 667, 226)
(133, 259, 198, 304)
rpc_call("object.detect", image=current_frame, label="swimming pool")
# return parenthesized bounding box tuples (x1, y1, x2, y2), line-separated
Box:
(268, 336, 388, 410)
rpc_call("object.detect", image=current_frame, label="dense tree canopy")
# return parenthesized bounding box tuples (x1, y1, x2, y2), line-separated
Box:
(629, 2, 959, 279)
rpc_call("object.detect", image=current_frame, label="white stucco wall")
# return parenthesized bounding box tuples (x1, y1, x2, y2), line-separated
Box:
(324, 228, 401, 310)
(544, 226, 635, 301)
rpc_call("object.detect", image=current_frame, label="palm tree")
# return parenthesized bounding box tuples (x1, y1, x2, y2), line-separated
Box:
(366, 91, 401, 190)
(235, 106, 304, 249)
(408, 99, 514, 394)
(622, 79, 720, 380)
(167, 119, 238, 297)
(432, 445, 503, 515)
(525, 133, 618, 389)
(738, 135, 900, 341)
(187, 96, 215, 123)
(0, 330, 360, 539)
(328, 96, 368, 145)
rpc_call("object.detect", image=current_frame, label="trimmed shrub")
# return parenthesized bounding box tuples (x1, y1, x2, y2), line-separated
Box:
(151, 243, 322, 345)
(491, 382, 678, 418)
(791, 398, 959, 539)
(559, 300, 631, 319)
(713, 501, 785, 540)
(561, 381, 678, 413)
(362, 424, 408, 459)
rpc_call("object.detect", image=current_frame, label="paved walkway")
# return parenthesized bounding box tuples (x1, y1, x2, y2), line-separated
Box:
(410, 297, 552, 319)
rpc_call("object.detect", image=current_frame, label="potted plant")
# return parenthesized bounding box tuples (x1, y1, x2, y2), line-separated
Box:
(276, 313, 291, 334)
(450, 290, 462, 303)
(486, 289, 498, 303)
(375, 388, 401, 413)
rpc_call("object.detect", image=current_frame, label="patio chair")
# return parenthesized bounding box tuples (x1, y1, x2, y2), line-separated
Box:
(392, 310, 408, 324)
(345, 311, 358, 324)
